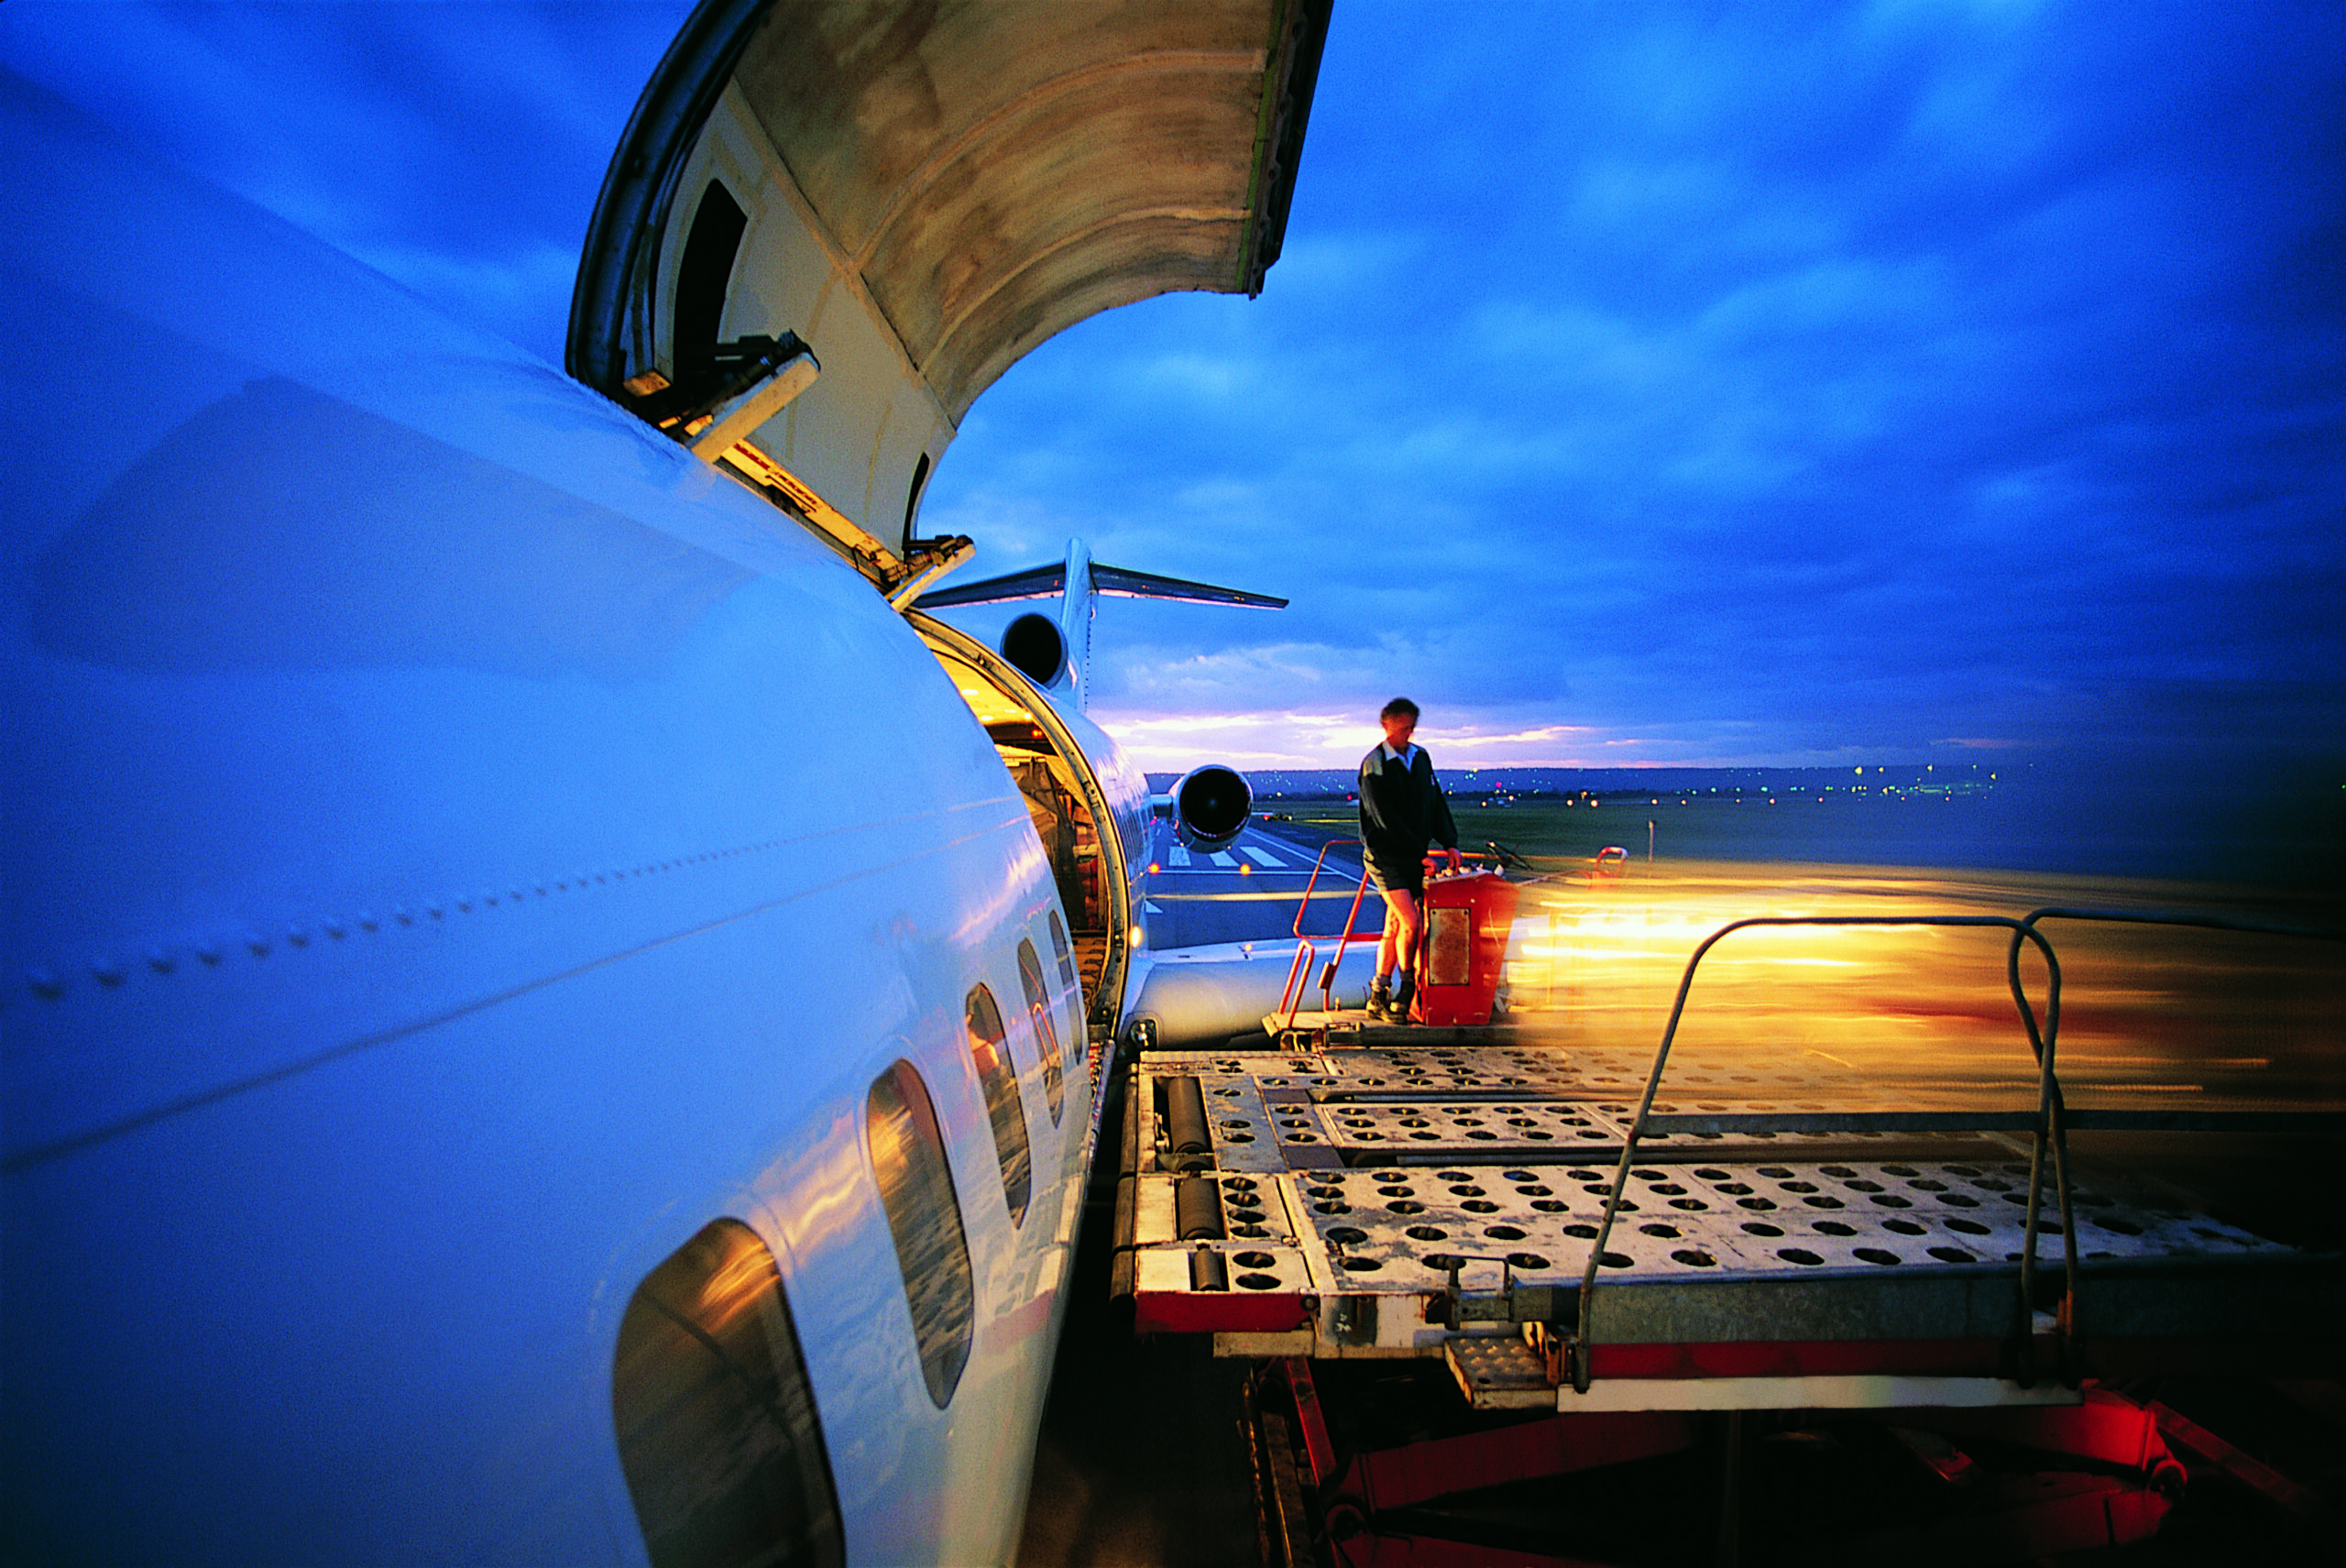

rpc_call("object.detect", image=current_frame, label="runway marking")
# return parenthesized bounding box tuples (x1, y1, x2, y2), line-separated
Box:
(1210, 851, 1237, 867)
(1241, 847, 1284, 868)
(1167, 845, 1192, 867)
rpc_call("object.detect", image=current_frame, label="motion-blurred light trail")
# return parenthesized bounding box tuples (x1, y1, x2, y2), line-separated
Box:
(1504, 859, 2346, 1119)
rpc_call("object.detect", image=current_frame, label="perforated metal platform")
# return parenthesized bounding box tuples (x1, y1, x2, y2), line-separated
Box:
(1112, 1038, 2343, 1410)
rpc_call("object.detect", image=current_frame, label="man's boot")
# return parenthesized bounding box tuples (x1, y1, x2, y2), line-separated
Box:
(1391, 971, 1416, 1022)
(1366, 977, 1391, 1019)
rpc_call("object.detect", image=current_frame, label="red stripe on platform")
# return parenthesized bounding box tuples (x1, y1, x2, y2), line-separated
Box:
(1134, 1291, 1313, 1335)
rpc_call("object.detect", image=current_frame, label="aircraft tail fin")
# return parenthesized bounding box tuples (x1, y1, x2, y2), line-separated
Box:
(915, 540, 1283, 711)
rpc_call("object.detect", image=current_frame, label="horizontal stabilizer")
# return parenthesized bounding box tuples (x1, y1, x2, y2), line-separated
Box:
(1091, 565, 1286, 609)
(916, 560, 1283, 610)
(915, 563, 1067, 608)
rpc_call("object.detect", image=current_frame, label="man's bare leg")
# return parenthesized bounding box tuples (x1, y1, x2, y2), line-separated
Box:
(1378, 887, 1421, 981)
(1373, 888, 1422, 1019)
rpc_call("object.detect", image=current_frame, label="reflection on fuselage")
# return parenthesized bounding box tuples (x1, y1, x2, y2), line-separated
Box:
(965, 985, 1034, 1227)
(1507, 859, 2346, 1115)
(864, 1062, 976, 1409)
(613, 1219, 844, 1568)
(1016, 938, 1068, 1127)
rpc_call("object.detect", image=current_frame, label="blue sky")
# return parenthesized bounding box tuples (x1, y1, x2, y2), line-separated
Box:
(6, 3, 2341, 795)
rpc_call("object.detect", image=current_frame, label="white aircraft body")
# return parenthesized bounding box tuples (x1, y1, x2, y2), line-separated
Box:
(2, 4, 1328, 1563)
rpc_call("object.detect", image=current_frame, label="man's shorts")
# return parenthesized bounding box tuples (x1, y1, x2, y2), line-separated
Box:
(1365, 852, 1425, 898)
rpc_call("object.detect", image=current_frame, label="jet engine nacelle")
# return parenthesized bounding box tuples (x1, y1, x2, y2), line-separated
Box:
(1172, 764, 1252, 851)
(1000, 612, 1067, 688)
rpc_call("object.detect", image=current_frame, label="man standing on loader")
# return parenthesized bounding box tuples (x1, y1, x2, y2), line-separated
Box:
(1358, 696, 1462, 1021)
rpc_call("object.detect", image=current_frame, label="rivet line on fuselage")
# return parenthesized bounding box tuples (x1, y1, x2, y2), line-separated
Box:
(16, 836, 808, 1005)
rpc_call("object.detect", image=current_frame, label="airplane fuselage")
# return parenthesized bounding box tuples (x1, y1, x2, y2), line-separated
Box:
(3, 73, 1088, 1564)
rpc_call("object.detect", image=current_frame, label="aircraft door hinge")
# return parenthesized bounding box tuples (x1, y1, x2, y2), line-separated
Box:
(885, 536, 976, 609)
(688, 334, 819, 461)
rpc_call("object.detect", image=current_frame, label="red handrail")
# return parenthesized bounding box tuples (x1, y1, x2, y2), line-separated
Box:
(1277, 838, 1376, 1025)
(1276, 845, 1507, 1025)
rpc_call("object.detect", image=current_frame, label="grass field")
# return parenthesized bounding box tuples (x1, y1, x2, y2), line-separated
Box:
(1273, 794, 2074, 875)
(1266, 789, 2343, 902)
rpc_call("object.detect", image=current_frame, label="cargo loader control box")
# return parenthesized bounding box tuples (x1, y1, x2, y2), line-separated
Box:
(1412, 868, 1517, 1025)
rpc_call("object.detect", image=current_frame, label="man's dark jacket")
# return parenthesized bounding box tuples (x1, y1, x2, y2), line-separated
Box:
(1357, 746, 1458, 883)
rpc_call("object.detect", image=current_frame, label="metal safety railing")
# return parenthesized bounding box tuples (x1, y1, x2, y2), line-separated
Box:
(1564, 905, 2346, 1395)
(1568, 915, 2072, 1394)
(1276, 838, 1376, 1027)
(1274, 842, 1511, 1026)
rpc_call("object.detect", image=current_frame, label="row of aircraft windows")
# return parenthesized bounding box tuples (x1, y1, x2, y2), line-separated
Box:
(613, 912, 1084, 1565)
(881, 914, 1082, 1405)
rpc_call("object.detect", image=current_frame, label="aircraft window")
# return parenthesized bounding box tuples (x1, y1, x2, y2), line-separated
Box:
(674, 181, 748, 389)
(1047, 910, 1085, 1043)
(1016, 939, 1066, 1125)
(1047, 910, 1078, 992)
(611, 1219, 844, 1568)
(866, 1061, 975, 1408)
(965, 985, 1033, 1225)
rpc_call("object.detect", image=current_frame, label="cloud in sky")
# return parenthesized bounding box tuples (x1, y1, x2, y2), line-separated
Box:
(926, 1, 2346, 787)
(5, 1, 2339, 806)
(0, 2, 680, 362)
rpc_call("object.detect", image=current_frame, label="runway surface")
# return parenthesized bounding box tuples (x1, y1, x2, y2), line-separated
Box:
(1136, 816, 1389, 952)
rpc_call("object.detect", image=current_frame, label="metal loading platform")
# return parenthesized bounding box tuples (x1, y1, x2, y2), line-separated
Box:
(1113, 1037, 2339, 1410)
(1092, 905, 2345, 1563)
(1113, 909, 2346, 1413)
